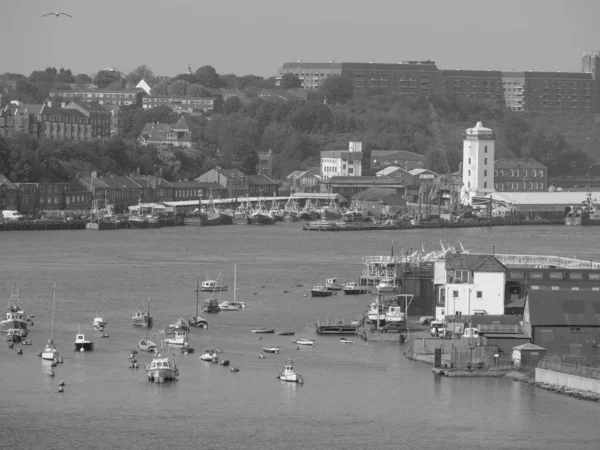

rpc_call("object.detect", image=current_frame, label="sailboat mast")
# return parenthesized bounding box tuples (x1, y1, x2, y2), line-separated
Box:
(51, 282, 56, 340)
(234, 264, 237, 304)
(195, 275, 199, 317)
(146, 297, 150, 341)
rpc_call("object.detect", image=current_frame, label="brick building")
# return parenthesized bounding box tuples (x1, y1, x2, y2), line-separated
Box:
(49, 88, 145, 107)
(138, 116, 192, 148)
(371, 150, 425, 171)
(0, 174, 18, 211)
(494, 158, 547, 192)
(196, 168, 248, 198)
(441, 70, 505, 105)
(40, 100, 112, 141)
(142, 95, 222, 115)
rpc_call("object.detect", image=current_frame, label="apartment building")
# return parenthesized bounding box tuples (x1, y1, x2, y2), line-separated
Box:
(320, 141, 363, 180)
(494, 158, 548, 192)
(142, 95, 222, 115)
(49, 88, 145, 106)
(441, 70, 505, 105)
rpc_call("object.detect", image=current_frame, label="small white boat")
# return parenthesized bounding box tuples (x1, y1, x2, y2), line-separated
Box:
(164, 329, 188, 346)
(385, 306, 405, 324)
(293, 338, 315, 346)
(263, 347, 280, 354)
(41, 283, 59, 361)
(219, 301, 242, 311)
(366, 302, 386, 323)
(325, 278, 344, 290)
(276, 358, 303, 383)
(74, 326, 94, 352)
(376, 277, 396, 293)
(310, 285, 333, 297)
(342, 282, 370, 295)
(138, 339, 157, 352)
(93, 317, 106, 330)
(146, 343, 179, 383)
(340, 337, 353, 343)
(199, 349, 218, 362)
(201, 278, 227, 292)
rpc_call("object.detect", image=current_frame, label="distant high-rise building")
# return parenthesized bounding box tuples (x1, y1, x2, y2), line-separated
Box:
(582, 51, 600, 80)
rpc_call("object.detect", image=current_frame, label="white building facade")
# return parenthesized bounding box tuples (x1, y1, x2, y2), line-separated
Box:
(462, 122, 495, 204)
(320, 141, 363, 180)
(434, 253, 507, 321)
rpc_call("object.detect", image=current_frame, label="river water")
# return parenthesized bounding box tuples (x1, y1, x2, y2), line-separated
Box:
(1, 224, 598, 450)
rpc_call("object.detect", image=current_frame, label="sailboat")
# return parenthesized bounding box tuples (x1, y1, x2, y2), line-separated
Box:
(189, 276, 208, 328)
(219, 264, 246, 311)
(138, 298, 157, 352)
(41, 282, 59, 361)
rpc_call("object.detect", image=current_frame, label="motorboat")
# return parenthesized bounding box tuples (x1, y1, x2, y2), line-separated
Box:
(164, 329, 188, 346)
(310, 285, 333, 297)
(342, 282, 370, 295)
(180, 343, 195, 354)
(366, 301, 386, 324)
(199, 349, 218, 362)
(219, 301, 242, 311)
(340, 337, 353, 343)
(293, 338, 315, 346)
(276, 331, 295, 336)
(132, 302, 153, 328)
(252, 328, 275, 334)
(6, 328, 26, 343)
(138, 298, 157, 352)
(263, 347, 280, 354)
(146, 343, 179, 383)
(276, 358, 303, 383)
(385, 306, 405, 324)
(376, 277, 396, 293)
(0, 286, 29, 333)
(202, 297, 221, 314)
(93, 316, 106, 330)
(74, 330, 94, 352)
(325, 278, 344, 291)
(201, 278, 227, 292)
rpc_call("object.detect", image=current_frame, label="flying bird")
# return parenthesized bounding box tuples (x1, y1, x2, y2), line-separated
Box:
(42, 12, 73, 18)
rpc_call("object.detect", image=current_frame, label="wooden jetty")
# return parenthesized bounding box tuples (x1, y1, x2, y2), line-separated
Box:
(316, 318, 359, 335)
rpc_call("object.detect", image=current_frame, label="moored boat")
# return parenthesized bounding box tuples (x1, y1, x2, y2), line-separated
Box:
(310, 285, 333, 297)
(146, 342, 179, 383)
(342, 282, 370, 295)
(74, 327, 94, 352)
(41, 282, 59, 362)
(138, 298, 157, 352)
(219, 301, 242, 311)
(164, 329, 188, 346)
(276, 358, 303, 383)
(201, 277, 227, 292)
(263, 347, 280, 354)
(247, 210, 276, 225)
(199, 349, 218, 362)
(132, 302, 153, 327)
(385, 306, 405, 324)
(326, 278, 344, 290)
(276, 331, 295, 336)
(340, 337, 353, 343)
(293, 338, 315, 346)
(93, 316, 106, 330)
(189, 275, 209, 328)
(252, 328, 275, 334)
(6, 328, 26, 342)
(202, 297, 221, 313)
(0, 286, 30, 333)
(376, 277, 396, 293)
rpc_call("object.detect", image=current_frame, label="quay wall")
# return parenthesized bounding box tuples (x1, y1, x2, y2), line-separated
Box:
(535, 368, 600, 395)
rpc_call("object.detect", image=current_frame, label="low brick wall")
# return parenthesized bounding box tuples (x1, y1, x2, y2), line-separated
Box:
(535, 368, 600, 395)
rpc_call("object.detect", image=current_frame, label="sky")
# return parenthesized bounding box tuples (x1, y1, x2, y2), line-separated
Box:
(3, 0, 600, 79)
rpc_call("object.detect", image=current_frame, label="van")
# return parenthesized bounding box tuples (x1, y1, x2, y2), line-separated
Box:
(2, 210, 23, 221)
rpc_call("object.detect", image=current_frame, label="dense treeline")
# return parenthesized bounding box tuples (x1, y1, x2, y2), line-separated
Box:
(1, 65, 597, 183)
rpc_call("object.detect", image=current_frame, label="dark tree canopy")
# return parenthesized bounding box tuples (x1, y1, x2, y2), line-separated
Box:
(280, 73, 302, 90)
(319, 76, 354, 104)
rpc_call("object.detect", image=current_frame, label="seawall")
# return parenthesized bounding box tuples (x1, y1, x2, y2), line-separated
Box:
(535, 367, 600, 395)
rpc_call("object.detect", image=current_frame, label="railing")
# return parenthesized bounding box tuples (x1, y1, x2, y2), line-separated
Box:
(538, 357, 600, 380)
(478, 324, 523, 334)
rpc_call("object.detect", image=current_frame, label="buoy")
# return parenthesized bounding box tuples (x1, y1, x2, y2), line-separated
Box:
(16, 348, 23, 355)
(37, 351, 42, 357)
(258, 353, 265, 359)
(80, 348, 85, 352)
(58, 357, 63, 364)
(51, 362, 57, 367)
(8, 342, 14, 349)
(58, 386, 64, 393)
(49, 370, 55, 377)
(283, 290, 288, 293)
(134, 363, 139, 369)
(59, 381, 65, 386)
(296, 346, 300, 350)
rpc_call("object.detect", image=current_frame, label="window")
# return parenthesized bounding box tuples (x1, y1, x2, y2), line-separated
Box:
(468, 181, 471, 188)
(494, 170, 498, 177)
(538, 170, 544, 177)
(500, 170, 504, 176)
(484, 170, 487, 176)
(494, 184, 498, 190)
(539, 182, 544, 190)
(484, 158, 487, 165)
(524, 169, 527, 177)
(533, 170, 537, 178)
(484, 146, 488, 153)
(529, 182, 533, 189)
(510, 170, 514, 177)
(476, 291, 482, 298)
(522, 183, 526, 190)
(468, 157, 471, 165)
(515, 170, 519, 177)
(468, 170, 471, 176)
(453, 290, 458, 297)
(484, 182, 487, 188)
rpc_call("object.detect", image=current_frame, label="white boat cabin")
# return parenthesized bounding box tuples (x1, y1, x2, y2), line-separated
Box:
(312, 285, 328, 292)
(376, 277, 396, 292)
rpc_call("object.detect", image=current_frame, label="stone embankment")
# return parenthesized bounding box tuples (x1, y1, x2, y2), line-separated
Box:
(506, 371, 600, 402)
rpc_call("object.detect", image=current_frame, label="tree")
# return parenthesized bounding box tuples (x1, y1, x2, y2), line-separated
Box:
(127, 65, 156, 86)
(167, 80, 190, 96)
(223, 96, 243, 115)
(151, 82, 168, 95)
(280, 73, 301, 90)
(74, 73, 91, 85)
(186, 83, 211, 97)
(193, 65, 226, 88)
(93, 70, 123, 88)
(319, 76, 354, 104)
(55, 68, 75, 83)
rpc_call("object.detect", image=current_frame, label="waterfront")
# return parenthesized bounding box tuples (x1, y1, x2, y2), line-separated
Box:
(1, 224, 599, 450)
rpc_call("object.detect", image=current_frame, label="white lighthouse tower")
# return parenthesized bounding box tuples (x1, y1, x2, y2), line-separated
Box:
(461, 121, 495, 204)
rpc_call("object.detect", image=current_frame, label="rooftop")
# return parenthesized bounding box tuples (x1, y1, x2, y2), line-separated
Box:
(484, 191, 600, 206)
(495, 158, 547, 170)
(526, 290, 600, 327)
(445, 253, 507, 272)
(371, 150, 424, 160)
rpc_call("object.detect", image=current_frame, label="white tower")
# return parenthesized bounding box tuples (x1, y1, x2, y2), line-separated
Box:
(462, 121, 495, 204)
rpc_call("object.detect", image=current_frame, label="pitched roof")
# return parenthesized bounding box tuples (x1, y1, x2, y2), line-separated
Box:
(324, 176, 404, 186)
(512, 343, 545, 351)
(371, 150, 424, 161)
(128, 175, 174, 188)
(0, 174, 17, 189)
(444, 253, 507, 272)
(526, 290, 600, 327)
(495, 158, 547, 170)
(376, 166, 405, 176)
(247, 174, 277, 186)
(409, 168, 438, 176)
(172, 115, 189, 131)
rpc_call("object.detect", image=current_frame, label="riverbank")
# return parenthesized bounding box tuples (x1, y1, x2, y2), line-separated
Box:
(506, 371, 600, 402)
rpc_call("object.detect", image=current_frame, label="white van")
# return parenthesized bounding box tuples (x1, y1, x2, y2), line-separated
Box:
(2, 210, 23, 221)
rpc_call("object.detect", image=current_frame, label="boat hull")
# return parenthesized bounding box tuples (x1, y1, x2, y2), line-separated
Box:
(277, 374, 303, 383)
(146, 368, 178, 383)
(0, 319, 28, 332)
(263, 348, 280, 354)
(247, 213, 276, 225)
(138, 340, 157, 352)
(188, 316, 208, 328)
(74, 342, 94, 351)
(310, 290, 333, 297)
(132, 316, 153, 327)
(252, 329, 275, 334)
(201, 212, 234, 226)
(41, 349, 59, 361)
(343, 288, 370, 295)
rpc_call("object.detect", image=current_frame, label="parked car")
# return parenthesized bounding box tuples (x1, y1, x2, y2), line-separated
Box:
(2, 210, 23, 221)
(430, 320, 451, 338)
(380, 322, 407, 333)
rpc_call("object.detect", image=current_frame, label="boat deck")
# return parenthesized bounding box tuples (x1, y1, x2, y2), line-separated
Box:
(316, 318, 358, 335)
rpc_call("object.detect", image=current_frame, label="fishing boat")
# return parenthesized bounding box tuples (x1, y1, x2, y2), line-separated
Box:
(263, 347, 280, 354)
(199, 195, 234, 226)
(137, 298, 157, 352)
(189, 276, 208, 328)
(168, 318, 190, 333)
(73, 325, 94, 352)
(146, 342, 179, 383)
(0, 285, 30, 333)
(342, 282, 370, 295)
(164, 329, 188, 346)
(385, 306, 405, 324)
(293, 338, 315, 346)
(41, 282, 60, 361)
(219, 264, 246, 311)
(93, 315, 106, 331)
(132, 300, 153, 328)
(376, 277, 396, 293)
(310, 284, 334, 297)
(252, 328, 275, 334)
(325, 278, 344, 290)
(199, 349, 218, 362)
(276, 358, 303, 384)
(6, 328, 26, 343)
(340, 337, 353, 344)
(202, 297, 220, 314)
(200, 275, 227, 292)
(366, 301, 386, 324)
(129, 204, 162, 229)
(246, 196, 276, 225)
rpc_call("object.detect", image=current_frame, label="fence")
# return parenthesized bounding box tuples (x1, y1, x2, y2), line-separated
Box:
(539, 358, 600, 381)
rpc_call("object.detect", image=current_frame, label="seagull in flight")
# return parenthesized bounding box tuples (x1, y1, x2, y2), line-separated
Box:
(42, 12, 74, 18)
